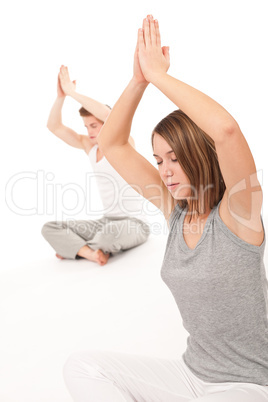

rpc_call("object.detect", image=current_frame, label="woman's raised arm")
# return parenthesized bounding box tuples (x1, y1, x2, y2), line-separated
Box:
(138, 15, 262, 223)
(98, 30, 173, 218)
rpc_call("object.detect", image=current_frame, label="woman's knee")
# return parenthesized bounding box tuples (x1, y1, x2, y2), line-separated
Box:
(63, 351, 109, 384)
(63, 352, 78, 384)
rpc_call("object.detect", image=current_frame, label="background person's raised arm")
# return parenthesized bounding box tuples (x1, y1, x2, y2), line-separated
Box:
(59, 65, 111, 123)
(47, 73, 90, 152)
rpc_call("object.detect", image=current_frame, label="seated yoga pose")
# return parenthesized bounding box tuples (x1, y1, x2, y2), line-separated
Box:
(42, 66, 150, 266)
(63, 15, 268, 401)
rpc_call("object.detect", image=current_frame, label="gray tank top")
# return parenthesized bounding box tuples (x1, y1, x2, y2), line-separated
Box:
(161, 200, 268, 385)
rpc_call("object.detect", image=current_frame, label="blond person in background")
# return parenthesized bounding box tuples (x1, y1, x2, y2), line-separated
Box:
(41, 66, 150, 266)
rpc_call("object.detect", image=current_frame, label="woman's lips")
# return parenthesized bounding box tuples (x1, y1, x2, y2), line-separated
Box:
(166, 182, 180, 190)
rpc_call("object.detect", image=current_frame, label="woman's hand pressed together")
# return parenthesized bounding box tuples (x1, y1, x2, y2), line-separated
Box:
(138, 15, 170, 83)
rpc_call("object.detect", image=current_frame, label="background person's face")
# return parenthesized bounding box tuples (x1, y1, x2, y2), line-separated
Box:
(83, 116, 103, 145)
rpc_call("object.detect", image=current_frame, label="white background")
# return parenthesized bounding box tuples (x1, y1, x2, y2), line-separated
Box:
(1, 0, 268, 401)
(2, 0, 268, 264)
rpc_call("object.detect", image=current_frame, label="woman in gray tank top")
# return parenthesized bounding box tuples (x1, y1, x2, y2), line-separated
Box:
(63, 15, 268, 401)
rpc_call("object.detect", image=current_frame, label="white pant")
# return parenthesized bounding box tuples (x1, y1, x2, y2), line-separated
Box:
(63, 350, 268, 402)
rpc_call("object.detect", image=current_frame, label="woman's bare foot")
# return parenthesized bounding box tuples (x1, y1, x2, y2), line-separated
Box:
(77, 245, 110, 266)
(56, 253, 65, 259)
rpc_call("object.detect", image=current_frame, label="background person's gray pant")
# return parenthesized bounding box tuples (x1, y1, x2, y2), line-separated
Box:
(41, 217, 150, 259)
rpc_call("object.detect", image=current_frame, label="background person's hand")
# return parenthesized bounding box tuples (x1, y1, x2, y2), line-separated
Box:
(59, 65, 76, 96)
(57, 73, 66, 98)
(138, 15, 170, 83)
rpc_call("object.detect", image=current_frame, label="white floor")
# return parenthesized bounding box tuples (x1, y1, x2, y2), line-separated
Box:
(1, 222, 267, 402)
(0, 232, 189, 402)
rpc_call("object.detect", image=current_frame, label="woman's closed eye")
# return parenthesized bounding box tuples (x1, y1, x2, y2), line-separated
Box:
(156, 159, 177, 165)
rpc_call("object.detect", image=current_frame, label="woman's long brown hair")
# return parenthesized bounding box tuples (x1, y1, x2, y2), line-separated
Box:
(152, 109, 226, 222)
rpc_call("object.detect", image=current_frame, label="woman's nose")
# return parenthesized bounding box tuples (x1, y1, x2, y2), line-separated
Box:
(163, 163, 173, 177)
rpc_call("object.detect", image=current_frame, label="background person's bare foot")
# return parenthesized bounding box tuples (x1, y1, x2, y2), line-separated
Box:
(77, 245, 110, 266)
(91, 249, 110, 266)
(56, 253, 65, 259)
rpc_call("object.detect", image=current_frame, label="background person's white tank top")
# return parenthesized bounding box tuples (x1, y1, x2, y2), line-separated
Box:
(88, 145, 147, 222)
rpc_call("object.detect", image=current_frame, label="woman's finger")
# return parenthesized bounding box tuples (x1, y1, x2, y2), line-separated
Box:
(162, 46, 170, 65)
(135, 28, 139, 54)
(150, 17, 157, 46)
(143, 17, 151, 46)
(155, 19, 161, 47)
(64, 66, 69, 78)
(138, 28, 145, 51)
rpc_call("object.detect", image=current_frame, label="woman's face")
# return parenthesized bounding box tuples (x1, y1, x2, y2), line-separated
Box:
(153, 133, 191, 200)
